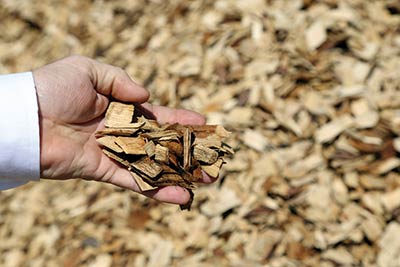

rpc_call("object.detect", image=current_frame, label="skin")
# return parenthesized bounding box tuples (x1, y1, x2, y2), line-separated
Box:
(33, 55, 213, 205)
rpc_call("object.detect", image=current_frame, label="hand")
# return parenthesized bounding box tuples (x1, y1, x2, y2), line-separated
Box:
(33, 55, 211, 205)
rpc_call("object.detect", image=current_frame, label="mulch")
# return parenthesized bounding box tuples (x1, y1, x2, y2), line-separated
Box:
(1, 0, 400, 266)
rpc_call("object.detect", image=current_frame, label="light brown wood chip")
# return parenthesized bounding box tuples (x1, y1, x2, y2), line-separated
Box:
(97, 101, 232, 210)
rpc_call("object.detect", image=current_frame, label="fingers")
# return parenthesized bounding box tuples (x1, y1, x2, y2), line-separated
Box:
(73, 56, 150, 103)
(105, 167, 191, 204)
(139, 103, 206, 125)
(142, 186, 191, 204)
(200, 170, 217, 184)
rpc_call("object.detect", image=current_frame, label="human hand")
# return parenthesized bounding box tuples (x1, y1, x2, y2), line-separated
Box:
(33, 55, 211, 205)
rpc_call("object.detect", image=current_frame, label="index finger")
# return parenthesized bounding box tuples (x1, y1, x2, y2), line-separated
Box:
(138, 103, 206, 125)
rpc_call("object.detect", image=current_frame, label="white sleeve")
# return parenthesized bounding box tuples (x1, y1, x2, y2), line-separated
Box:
(0, 72, 40, 190)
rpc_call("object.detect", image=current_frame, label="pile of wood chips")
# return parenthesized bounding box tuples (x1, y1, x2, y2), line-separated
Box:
(96, 102, 232, 210)
(1, 0, 400, 266)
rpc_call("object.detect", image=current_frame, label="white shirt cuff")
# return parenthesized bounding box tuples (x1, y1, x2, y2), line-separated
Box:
(0, 72, 40, 190)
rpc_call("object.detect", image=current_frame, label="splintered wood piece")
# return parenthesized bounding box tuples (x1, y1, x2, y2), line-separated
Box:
(115, 137, 146, 155)
(215, 125, 231, 138)
(168, 153, 180, 168)
(193, 145, 219, 164)
(201, 159, 224, 178)
(190, 125, 219, 138)
(191, 167, 203, 182)
(97, 136, 123, 153)
(105, 102, 135, 127)
(157, 173, 194, 188)
(161, 163, 178, 174)
(96, 127, 140, 136)
(193, 137, 222, 148)
(183, 128, 192, 170)
(131, 157, 163, 179)
(154, 144, 169, 164)
(159, 141, 183, 155)
(141, 130, 180, 141)
(130, 171, 157, 191)
(136, 116, 162, 130)
(167, 124, 219, 138)
(144, 141, 156, 157)
(106, 122, 146, 129)
(102, 149, 130, 167)
(221, 143, 235, 155)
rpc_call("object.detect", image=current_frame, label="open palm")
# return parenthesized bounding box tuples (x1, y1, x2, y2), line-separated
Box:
(33, 56, 209, 204)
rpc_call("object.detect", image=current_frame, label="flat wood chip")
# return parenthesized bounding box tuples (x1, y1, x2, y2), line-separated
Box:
(105, 102, 135, 127)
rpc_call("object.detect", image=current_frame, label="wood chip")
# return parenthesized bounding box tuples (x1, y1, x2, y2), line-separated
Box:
(3, 1, 400, 265)
(105, 102, 135, 127)
(102, 149, 130, 167)
(193, 145, 218, 164)
(130, 171, 157, 192)
(394, 138, 400, 152)
(381, 188, 400, 213)
(131, 157, 163, 179)
(88, 254, 112, 267)
(115, 137, 146, 155)
(144, 141, 156, 157)
(154, 144, 169, 164)
(315, 115, 354, 143)
(242, 129, 269, 152)
(96, 136, 123, 153)
(322, 248, 355, 266)
(183, 128, 192, 170)
(378, 222, 400, 267)
(306, 20, 327, 51)
(200, 187, 241, 216)
(98, 102, 231, 209)
(201, 159, 224, 178)
(361, 214, 383, 242)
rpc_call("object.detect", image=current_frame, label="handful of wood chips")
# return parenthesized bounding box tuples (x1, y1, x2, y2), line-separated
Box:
(96, 102, 233, 210)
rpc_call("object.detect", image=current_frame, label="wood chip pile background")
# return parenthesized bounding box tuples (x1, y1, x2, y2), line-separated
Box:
(0, 0, 399, 266)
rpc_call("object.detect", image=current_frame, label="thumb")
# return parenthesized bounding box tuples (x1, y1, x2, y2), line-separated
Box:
(88, 59, 149, 103)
